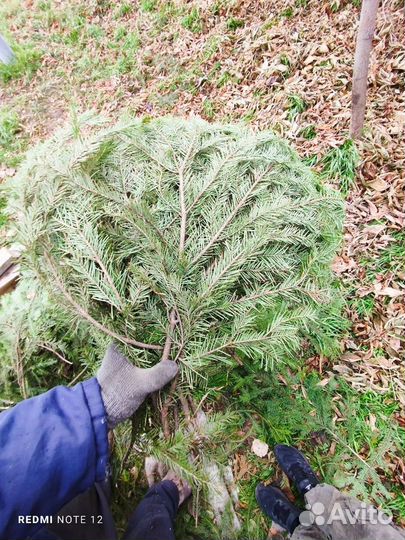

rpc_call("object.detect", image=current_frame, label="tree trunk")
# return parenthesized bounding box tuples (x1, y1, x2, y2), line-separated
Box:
(350, 0, 379, 139)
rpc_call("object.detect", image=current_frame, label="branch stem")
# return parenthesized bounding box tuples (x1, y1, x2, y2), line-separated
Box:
(40, 343, 73, 365)
(178, 141, 195, 254)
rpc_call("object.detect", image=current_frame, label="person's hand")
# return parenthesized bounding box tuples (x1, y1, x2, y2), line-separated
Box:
(97, 343, 178, 428)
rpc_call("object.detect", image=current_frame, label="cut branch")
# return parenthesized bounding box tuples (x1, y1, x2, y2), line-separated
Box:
(161, 310, 178, 361)
(161, 376, 178, 439)
(160, 310, 180, 438)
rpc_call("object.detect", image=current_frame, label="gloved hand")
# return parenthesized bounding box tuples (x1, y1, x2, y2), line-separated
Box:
(97, 343, 178, 429)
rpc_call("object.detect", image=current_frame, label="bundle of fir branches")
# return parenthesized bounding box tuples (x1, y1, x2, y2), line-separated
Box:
(9, 114, 344, 509)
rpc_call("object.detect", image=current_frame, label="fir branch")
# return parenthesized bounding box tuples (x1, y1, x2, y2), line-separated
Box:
(44, 253, 162, 351)
(186, 147, 240, 214)
(11, 114, 344, 407)
(75, 229, 123, 310)
(190, 167, 271, 265)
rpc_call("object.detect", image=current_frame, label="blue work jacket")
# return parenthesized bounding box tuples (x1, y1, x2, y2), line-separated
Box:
(0, 378, 109, 540)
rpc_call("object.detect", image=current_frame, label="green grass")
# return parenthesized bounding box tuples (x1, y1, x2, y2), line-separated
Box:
(279, 53, 292, 78)
(140, 0, 158, 12)
(0, 108, 19, 147)
(0, 41, 42, 83)
(0, 108, 27, 167)
(303, 154, 318, 167)
(359, 231, 405, 281)
(202, 99, 215, 119)
(116, 2, 133, 17)
(331, 0, 362, 10)
(216, 70, 233, 87)
(242, 110, 256, 122)
(281, 6, 294, 18)
(181, 7, 203, 33)
(321, 139, 359, 195)
(226, 17, 244, 31)
(287, 94, 307, 120)
(152, 2, 182, 32)
(351, 295, 375, 317)
(221, 367, 405, 528)
(202, 35, 222, 61)
(0, 198, 8, 229)
(300, 124, 316, 140)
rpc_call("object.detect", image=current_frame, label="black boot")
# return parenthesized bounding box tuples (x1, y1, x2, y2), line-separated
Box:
(274, 444, 319, 496)
(256, 484, 301, 534)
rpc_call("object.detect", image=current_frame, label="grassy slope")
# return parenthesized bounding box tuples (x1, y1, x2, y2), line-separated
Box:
(0, 0, 404, 536)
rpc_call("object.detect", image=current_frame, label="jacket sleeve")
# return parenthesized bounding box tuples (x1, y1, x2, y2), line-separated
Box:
(0, 378, 109, 540)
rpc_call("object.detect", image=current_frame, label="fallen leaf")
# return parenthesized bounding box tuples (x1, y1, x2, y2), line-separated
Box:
(367, 178, 389, 192)
(364, 224, 386, 235)
(374, 283, 404, 298)
(318, 43, 329, 54)
(234, 453, 253, 481)
(304, 55, 317, 65)
(332, 256, 356, 274)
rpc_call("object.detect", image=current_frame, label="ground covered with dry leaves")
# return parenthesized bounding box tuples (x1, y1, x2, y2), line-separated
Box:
(0, 0, 404, 536)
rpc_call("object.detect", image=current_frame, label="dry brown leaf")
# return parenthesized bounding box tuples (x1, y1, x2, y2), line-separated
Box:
(367, 178, 389, 192)
(374, 283, 404, 298)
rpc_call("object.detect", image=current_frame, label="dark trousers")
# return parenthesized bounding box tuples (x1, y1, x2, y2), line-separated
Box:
(123, 480, 178, 540)
(39, 480, 178, 540)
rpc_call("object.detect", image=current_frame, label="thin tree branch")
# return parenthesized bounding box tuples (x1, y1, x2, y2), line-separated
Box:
(157, 138, 197, 441)
(39, 343, 73, 364)
(178, 139, 196, 254)
(161, 310, 178, 361)
(178, 390, 192, 424)
(68, 365, 88, 387)
(160, 310, 180, 438)
(161, 376, 178, 439)
(14, 324, 27, 399)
